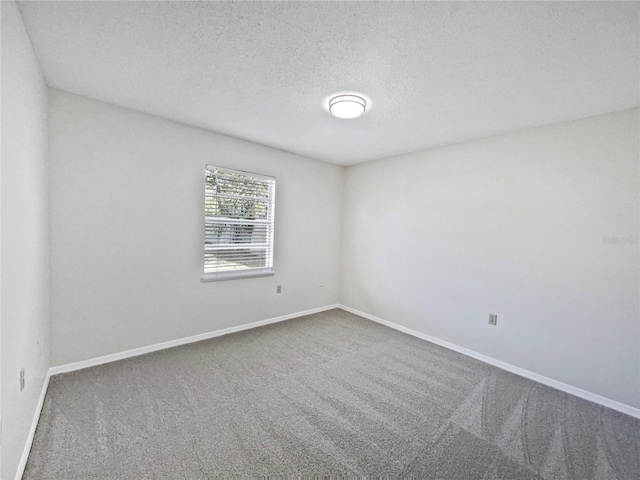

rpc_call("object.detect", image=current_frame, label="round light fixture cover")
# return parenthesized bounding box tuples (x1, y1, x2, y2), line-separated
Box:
(329, 94, 367, 119)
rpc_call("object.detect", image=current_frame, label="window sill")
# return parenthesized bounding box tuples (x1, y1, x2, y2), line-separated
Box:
(201, 269, 274, 282)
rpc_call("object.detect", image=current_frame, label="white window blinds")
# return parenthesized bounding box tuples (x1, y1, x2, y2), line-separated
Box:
(203, 165, 276, 280)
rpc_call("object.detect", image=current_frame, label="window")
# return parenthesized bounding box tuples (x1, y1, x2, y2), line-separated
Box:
(203, 165, 276, 281)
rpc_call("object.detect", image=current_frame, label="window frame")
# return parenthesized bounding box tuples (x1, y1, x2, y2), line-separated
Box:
(201, 165, 276, 282)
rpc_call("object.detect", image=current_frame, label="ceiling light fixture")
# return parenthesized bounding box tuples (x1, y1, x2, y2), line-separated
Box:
(328, 94, 367, 119)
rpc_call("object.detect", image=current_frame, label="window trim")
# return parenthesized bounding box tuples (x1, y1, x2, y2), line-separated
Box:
(201, 267, 274, 283)
(201, 165, 276, 282)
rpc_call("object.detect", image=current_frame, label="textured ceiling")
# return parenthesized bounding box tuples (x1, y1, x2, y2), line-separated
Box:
(18, 1, 640, 165)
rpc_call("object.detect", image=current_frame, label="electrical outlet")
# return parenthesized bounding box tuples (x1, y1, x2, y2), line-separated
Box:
(20, 369, 25, 391)
(488, 314, 498, 326)
(276, 285, 282, 294)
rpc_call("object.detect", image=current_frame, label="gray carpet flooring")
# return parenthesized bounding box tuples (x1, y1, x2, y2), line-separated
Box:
(24, 309, 640, 479)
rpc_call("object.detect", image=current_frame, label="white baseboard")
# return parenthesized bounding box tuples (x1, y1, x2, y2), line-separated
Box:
(49, 304, 340, 376)
(15, 372, 51, 480)
(18, 304, 338, 479)
(338, 304, 640, 420)
(16, 301, 638, 480)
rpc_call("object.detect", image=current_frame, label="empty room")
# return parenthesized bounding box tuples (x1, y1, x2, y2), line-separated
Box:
(2, 1, 639, 479)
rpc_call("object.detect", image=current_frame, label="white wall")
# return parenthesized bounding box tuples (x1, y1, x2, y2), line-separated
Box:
(1, 1, 50, 478)
(49, 89, 343, 366)
(48, 91, 640, 409)
(341, 109, 640, 409)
